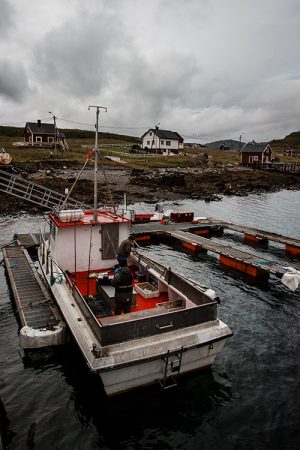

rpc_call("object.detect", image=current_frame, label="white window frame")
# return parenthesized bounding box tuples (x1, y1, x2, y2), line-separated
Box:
(166, 140, 171, 146)
(253, 156, 258, 161)
(36, 136, 42, 143)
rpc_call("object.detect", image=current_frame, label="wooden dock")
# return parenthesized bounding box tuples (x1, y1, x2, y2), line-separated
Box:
(131, 220, 299, 279)
(2, 245, 59, 330)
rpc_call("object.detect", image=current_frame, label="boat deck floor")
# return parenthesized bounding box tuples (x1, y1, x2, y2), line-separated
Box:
(69, 270, 169, 317)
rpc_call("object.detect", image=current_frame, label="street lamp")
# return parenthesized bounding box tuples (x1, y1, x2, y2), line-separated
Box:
(49, 111, 57, 155)
(239, 132, 246, 152)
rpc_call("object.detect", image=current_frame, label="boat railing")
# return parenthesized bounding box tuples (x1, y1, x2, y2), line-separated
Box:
(71, 284, 103, 343)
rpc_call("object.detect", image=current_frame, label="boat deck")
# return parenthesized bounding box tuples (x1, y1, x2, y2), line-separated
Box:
(2, 245, 59, 329)
(68, 270, 170, 317)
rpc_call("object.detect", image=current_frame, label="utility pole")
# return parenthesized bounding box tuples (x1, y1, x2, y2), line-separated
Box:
(239, 132, 245, 152)
(49, 111, 57, 156)
(155, 123, 160, 155)
(88, 105, 107, 222)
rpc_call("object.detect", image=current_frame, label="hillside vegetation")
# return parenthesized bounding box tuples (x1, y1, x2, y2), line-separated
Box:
(1, 126, 300, 169)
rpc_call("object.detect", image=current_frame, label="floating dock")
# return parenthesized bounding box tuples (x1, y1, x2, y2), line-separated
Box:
(131, 219, 300, 279)
(2, 242, 65, 348)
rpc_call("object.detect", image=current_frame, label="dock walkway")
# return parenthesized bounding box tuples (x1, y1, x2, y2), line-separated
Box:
(3, 245, 59, 329)
(211, 220, 300, 249)
(131, 220, 298, 279)
(169, 230, 285, 277)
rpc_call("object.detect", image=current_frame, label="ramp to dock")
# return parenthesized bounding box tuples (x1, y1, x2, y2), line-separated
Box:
(0, 168, 89, 210)
(3, 245, 59, 329)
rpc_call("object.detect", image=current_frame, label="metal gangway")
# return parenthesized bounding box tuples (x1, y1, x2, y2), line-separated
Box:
(0, 168, 90, 210)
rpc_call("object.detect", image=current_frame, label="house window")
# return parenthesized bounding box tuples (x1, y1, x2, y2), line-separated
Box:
(48, 137, 54, 143)
(166, 141, 171, 146)
(161, 140, 164, 145)
(36, 136, 42, 143)
(254, 156, 258, 161)
(149, 132, 152, 136)
(147, 140, 150, 145)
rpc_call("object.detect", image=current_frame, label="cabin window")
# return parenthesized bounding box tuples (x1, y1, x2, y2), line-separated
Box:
(48, 137, 54, 143)
(36, 136, 42, 143)
(254, 156, 258, 161)
(161, 140, 164, 145)
(166, 141, 171, 146)
(102, 223, 119, 259)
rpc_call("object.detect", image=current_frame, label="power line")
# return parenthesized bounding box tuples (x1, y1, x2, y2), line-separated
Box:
(56, 117, 152, 130)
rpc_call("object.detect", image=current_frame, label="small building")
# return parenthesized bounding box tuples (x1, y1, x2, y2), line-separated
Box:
(283, 146, 295, 157)
(240, 141, 273, 165)
(141, 128, 184, 155)
(24, 120, 68, 150)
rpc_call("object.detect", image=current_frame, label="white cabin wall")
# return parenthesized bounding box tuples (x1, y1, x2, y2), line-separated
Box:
(50, 221, 130, 272)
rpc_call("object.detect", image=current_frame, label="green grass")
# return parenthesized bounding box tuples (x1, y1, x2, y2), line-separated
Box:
(1, 128, 300, 170)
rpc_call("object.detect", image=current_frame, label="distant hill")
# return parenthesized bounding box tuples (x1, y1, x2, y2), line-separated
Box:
(205, 139, 244, 151)
(271, 131, 300, 148)
(0, 125, 139, 143)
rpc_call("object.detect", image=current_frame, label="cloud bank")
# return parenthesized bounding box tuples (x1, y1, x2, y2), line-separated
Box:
(1, 0, 300, 142)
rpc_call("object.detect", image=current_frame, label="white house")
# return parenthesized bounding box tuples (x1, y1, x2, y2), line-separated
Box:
(141, 128, 184, 155)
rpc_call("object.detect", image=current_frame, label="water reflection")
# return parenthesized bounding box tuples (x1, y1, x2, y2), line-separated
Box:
(18, 342, 232, 449)
(0, 396, 14, 449)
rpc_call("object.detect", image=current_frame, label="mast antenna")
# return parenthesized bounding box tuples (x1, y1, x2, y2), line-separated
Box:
(88, 105, 107, 222)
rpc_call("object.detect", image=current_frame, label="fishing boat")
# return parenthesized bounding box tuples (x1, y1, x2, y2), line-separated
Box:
(35, 105, 232, 395)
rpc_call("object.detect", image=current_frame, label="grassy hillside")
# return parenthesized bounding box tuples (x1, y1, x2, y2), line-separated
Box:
(1, 126, 299, 169)
(271, 131, 300, 149)
(0, 125, 139, 143)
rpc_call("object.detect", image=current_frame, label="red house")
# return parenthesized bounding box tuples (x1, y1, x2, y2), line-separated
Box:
(24, 120, 68, 150)
(240, 141, 273, 165)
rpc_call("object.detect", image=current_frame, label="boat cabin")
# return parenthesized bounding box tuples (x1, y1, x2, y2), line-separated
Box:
(48, 209, 131, 272)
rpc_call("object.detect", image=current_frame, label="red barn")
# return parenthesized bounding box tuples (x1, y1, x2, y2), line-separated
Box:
(240, 141, 273, 165)
(24, 120, 68, 150)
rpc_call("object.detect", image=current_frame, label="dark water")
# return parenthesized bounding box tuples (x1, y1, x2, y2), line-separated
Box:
(1, 191, 300, 450)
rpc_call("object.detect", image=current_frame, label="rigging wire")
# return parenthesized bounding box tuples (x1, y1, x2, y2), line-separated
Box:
(86, 221, 94, 299)
(96, 149, 116, 213)
(59, 157, 90, 211)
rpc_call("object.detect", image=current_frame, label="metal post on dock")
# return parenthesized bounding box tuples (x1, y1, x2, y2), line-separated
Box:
(88, 105, 107, 222)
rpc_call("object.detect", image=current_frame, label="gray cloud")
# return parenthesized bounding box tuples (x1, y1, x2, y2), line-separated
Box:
(0, 0, 14, 37)
(0, 60, 30, 101)
(1, 0, 300, 142)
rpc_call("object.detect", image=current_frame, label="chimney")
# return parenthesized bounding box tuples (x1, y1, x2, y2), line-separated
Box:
(37, 120, 41, 127)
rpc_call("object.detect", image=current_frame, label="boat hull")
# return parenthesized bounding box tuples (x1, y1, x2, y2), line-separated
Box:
(99, 337, 227, 396)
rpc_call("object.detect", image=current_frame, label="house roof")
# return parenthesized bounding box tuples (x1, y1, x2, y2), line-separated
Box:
(241, 142, 271, 153)
(26, 122, 56, 134)
(25, 122, 65, 138)
(141, 128, 183, 142)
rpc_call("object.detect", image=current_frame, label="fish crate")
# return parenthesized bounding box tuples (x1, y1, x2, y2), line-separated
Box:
(134, 282, 160, 299)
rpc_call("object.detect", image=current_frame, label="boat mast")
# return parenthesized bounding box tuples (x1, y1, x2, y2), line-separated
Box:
(88, 105, 107, 221)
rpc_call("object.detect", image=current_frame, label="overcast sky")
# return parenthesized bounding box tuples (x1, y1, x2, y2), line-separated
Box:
(1, 0, 300, 143)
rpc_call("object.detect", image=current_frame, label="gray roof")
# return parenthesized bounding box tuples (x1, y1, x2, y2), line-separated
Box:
(141, 128, 183, 142)
(25, 122, 65, 138)
(241, 142, 271, 153)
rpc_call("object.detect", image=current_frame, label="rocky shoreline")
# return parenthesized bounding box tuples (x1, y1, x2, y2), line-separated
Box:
(1, 165, 300, 214)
